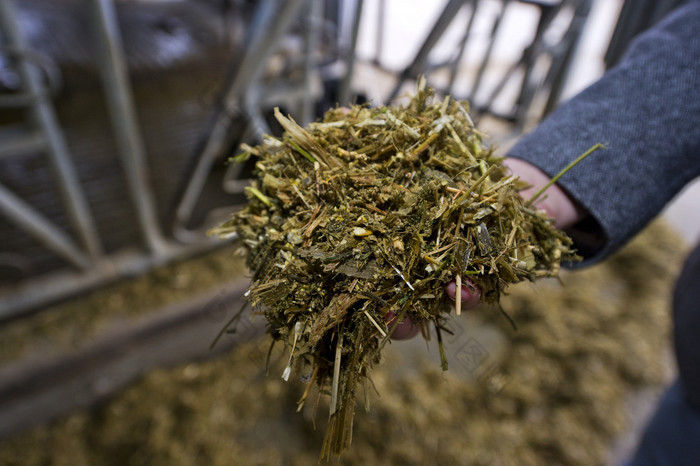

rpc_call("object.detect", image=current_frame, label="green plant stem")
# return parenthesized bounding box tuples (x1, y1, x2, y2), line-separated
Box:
(527, 143, 604, 205)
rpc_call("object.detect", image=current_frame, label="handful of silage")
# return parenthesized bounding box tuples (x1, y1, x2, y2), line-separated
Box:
(210, 84, 579, 458)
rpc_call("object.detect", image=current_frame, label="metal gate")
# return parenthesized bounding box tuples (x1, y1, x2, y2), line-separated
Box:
(0, 0, 593, 321)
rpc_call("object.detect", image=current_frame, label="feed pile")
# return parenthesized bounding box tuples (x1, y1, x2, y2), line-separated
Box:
(210, 82, 579, 457)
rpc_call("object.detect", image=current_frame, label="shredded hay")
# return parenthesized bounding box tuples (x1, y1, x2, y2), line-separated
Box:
(209, 82, 582, 457)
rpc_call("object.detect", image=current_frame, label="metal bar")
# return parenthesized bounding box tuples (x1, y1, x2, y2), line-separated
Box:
(338, 0, 364, 105)
(445, 0, 478, 95)
(373, 0, 386, 65)
(0, 126, 45, 158)
(542, 0, 592, 116)
(242, 0, 276, 51)
(0, 183, 90, 270)
(173, 0, 307, 240)
(223, 0, 308, 105)
(479, 1, 562, 125)
(0, 44, 63, 96)
(477, 52, 525, 120)
(0, 238, 229, 322)
(0, 0, 102, 262)
(511, 4, 557, 128)
(604, 0, 682, 69)
(221, 97, 273, 195)
(469, 0, 514, 104)
(301, 0, 321, 125)
(243, 89, 274, 142)
(386, 0, 467, 102)
(88, 0, 169, 257)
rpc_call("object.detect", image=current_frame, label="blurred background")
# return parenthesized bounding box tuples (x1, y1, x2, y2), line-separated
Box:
(0, 1, 696, 465)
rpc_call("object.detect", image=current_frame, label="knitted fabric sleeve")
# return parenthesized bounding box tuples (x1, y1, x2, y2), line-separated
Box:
(506, 0, 700, 265)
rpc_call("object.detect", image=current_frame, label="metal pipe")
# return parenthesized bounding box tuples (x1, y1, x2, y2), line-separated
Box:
(469, 0, 514, 104)
(338, 0, 364, 106)
(222, 0, 308, 105)
(543, 0, 592, 116)
(221, 97, 272, 196)
(0, 183, 90, 270)
(88, 0, 169, 257)
(373, 0, 385, 65)
(0, 239, 232, 322)
(445, 0, 478, 95)
(0, 128, 45, 158)
(478, 2, 561, 124)
(0, 0, 102, 262)
(301, 0, 321, 125)
(512, 3, 558, 128)
(386, 0, 466, 102)
(173, 0, 307, 239)
(0, 45, 63, 97)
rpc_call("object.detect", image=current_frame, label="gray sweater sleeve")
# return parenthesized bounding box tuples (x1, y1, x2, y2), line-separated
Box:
(507, 0, 700, 265)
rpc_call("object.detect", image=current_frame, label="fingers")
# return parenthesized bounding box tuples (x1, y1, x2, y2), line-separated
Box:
(385, 278, 481, 341)
(385, 311, 420, 340)
(502, 157, 587, 229)
(445, 278, 481, 310)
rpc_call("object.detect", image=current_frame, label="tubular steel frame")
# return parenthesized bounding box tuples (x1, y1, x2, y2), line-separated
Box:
(0, 0, 592, 321)
(0, 0, 355, 320)
(384, 0, 593, 131)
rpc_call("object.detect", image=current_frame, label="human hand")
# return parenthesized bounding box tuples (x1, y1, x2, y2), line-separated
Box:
(387, 280, 481, 340)
(388, 158, 584, 340)
(502, 158, 585, 230)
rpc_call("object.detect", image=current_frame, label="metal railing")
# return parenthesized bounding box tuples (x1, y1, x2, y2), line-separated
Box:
(379, 0, 593, 132)
(0, 0, 592, 321)
(0, 0, 360, 320)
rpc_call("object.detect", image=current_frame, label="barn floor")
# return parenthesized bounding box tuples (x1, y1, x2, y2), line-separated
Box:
(1, 1, 698, 464)
(0, 219, 686, 466)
